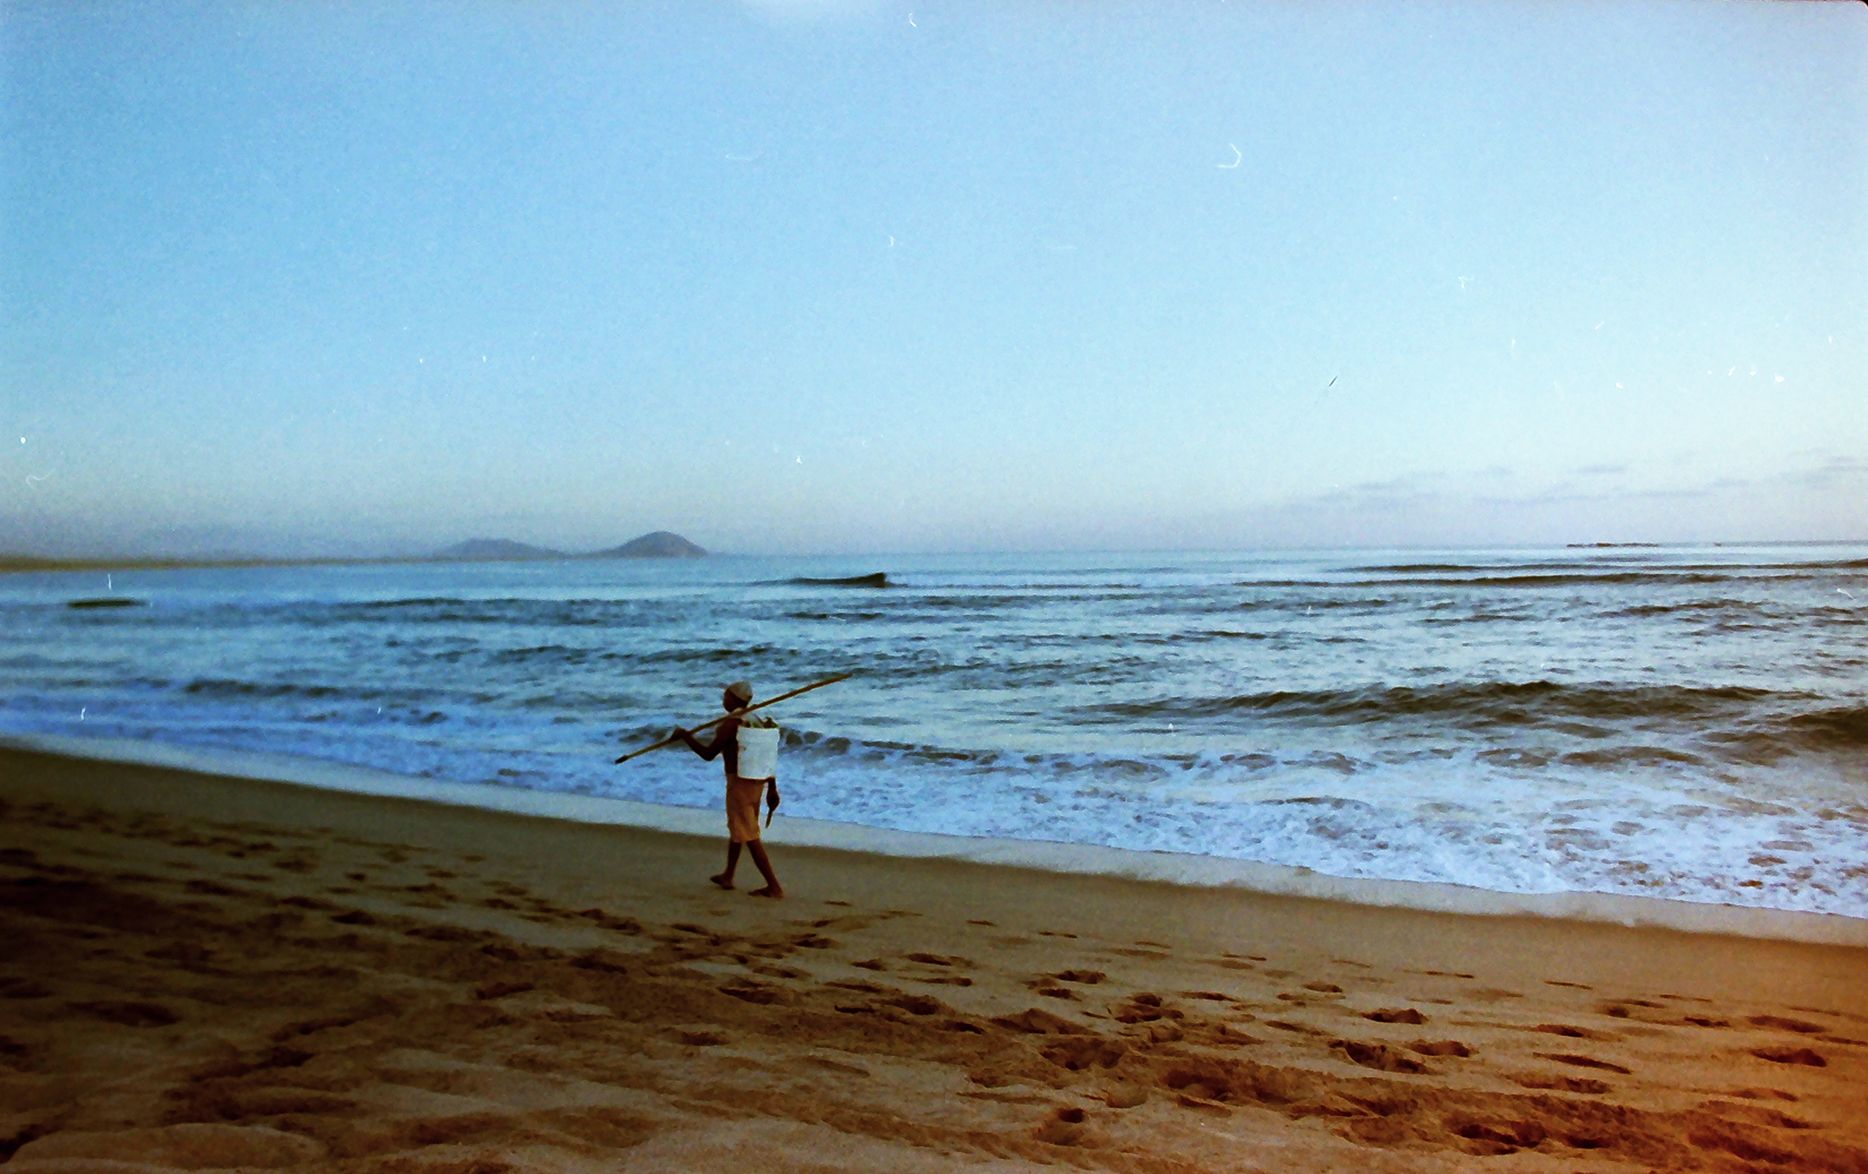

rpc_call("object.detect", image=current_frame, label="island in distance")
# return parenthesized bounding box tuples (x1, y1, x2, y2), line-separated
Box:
(433, 531, 707, 561)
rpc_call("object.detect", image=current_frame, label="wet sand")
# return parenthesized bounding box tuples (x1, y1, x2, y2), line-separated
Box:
(2, 745, 1865, 1171)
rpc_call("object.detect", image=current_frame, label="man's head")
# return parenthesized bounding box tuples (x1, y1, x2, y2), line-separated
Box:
(723, 681, 754, 711)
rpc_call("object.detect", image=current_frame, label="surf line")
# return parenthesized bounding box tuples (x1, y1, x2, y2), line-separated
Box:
(614, 674, 851, 764)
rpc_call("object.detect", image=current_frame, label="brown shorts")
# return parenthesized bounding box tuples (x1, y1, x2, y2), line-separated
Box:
(725, 776, 768, 843)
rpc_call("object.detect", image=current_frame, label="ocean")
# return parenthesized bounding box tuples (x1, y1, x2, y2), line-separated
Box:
(3, 545, 1864, 918)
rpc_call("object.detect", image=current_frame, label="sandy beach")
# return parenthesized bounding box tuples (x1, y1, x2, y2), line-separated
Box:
(2, 745, 1865, 1172)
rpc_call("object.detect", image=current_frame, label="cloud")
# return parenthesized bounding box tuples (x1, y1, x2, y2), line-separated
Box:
(1792, 454, 1868, 488)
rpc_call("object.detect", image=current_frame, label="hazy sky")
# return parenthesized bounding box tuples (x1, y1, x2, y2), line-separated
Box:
(4, 1, 1864, 558)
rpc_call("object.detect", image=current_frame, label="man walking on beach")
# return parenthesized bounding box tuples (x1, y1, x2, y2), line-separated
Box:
(673, 681, 784, 898)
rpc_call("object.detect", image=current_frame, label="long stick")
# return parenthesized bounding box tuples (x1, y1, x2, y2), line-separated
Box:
(613, 673, 851, 764)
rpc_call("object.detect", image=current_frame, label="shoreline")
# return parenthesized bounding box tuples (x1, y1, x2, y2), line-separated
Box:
(7, 732, 1865, 947)
(3, 743, 1866, 1169)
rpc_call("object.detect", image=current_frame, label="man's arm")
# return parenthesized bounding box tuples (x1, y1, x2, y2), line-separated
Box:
(674, 721, 735, 762)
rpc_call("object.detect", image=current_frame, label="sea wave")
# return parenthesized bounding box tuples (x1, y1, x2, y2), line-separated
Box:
(1370, 572, 1744, 588)
(1348, 558, 1868, 574)
(1703, 705, 1868, 759)
(183, 677, 351, 701)
(1600, 600, 1763, 619)
(1075, 680, 1782, 726)
(331, 597, 660, 626)
(762, 572, 891, 588)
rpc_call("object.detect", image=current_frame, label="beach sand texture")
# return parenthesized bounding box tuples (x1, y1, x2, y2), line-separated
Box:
(3, 747, 1865, 1172)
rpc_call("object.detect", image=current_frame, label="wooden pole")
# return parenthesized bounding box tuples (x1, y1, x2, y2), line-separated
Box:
(613, 673, 851, 764)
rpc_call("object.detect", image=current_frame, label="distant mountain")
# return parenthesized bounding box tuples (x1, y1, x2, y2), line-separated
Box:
(586, 531, 708, 559)
(434, 538, 567, 561)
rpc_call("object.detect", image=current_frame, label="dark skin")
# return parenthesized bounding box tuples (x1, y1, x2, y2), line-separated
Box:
(674, 688, 783, 898)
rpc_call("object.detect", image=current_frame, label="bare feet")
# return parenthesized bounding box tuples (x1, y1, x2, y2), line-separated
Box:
(710, 873, 735, 890)
(749, 885, 784, 899)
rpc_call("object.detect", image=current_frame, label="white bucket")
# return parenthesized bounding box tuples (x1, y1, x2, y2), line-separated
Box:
(736, 723, 780, 781)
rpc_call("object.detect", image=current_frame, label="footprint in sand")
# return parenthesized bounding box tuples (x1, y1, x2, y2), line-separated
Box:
(473, 980, 535, 1000)
(1748, 1014, 1825, 1034)
(1512, 1071, 1610, 1094)
(1408, 1039, 1472, 1057)
(1751, 1046, 1826, 1067)
(1112, 994, 1181, 1025)
(1535, 1052, 1632, 1074)
(1265, 1019, 1326, 1036)
(990, 1008, 1085, 1035)
(576, 909, 642, 934)
(1726, 1086, 1800, 1102)
(1450, 1118, 1551, 1153)
(1031, 1105, 1098, 1147)
(1600, 998, 1665, 1018)
(1160, 1066, 1245, 1110)
(1530, 1023, 1604, 1040)
(1051, 969, 1104, 985)
(883, 994, 951, 1017)
(1361, 1007, 1427, 1024)
(718, 982, 790, 1006)
(1041, 1037, 1127, 1072)
(1331, 1039, 1429, 1074)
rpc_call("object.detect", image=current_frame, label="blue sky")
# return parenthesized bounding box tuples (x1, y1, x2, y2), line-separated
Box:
(3, 0, 1864, 557)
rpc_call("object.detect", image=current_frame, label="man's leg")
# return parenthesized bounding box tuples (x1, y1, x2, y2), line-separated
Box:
(711, 840, 742, 889)
(745, 840, 783, 899)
